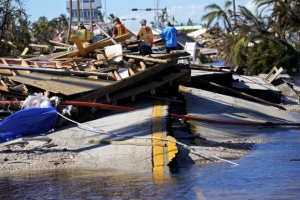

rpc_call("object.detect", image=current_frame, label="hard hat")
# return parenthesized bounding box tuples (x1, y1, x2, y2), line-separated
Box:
(78, 21, 84, 26)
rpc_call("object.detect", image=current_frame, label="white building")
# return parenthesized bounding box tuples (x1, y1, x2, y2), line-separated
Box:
(66, 0, 102, 24)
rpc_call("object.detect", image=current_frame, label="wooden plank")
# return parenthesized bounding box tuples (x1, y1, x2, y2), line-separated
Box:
(49, 40, 73, 47)
(25, 51, 70, 61)
(125, 55, 169, 63)
(8, 72, 115, 96)
(30, 33, 54, 46)
(1, 39, 24, 51)
(0, 59, 13, 76)
(265, 67, 283, 84)
(71, 35, 88, 57)
(0, 80, 9, 92)
(73, 62, 175, 101)
(21, 47, 29, 56)
(97, 69, 191, 103)
(64, 34, 131, 58)
(29, 44, 67, 50)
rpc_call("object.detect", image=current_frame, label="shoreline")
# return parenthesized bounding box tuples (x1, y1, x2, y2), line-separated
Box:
(0, 98, 299, 175)
(0, 135, 268, 175)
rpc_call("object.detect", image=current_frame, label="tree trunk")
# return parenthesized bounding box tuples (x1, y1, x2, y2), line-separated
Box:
(89, 0, 93, 37)
(66, 0, 72, 44)
(77, 0, 80, 24)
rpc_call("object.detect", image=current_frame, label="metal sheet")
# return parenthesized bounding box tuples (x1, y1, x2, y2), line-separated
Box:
(9, 72, 114, 96)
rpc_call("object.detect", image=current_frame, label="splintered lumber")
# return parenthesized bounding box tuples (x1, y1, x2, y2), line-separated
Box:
(74, 62, 175, 101)
(1, 39, 24, 51)
(49, 40, 73, 47)
(124, 55, 169, 63)
(29, 44, 68, 50)
(25, 51, 73, 61)
(0, 66, 109, 77)
(97, 69, 191, 103)
(64, 33, 131, 58)
(30, 32, 54, 46)
(21, 47, 29, 56)
(264, 66, 284, 84)
(70, 35, 88, 57)
(194, 77, 286, 110)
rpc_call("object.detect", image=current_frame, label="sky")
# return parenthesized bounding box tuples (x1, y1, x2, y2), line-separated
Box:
(25, 0, 255, 31)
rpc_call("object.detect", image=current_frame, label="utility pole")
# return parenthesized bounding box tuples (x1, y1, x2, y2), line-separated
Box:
(66, 0, 72, 44)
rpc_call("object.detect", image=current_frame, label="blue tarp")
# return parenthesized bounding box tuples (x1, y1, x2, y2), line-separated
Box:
(0, 105, 58, 143)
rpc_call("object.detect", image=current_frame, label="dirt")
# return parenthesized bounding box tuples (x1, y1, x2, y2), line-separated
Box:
(175, 138, 268, 166)
(0, 140, 78, 174)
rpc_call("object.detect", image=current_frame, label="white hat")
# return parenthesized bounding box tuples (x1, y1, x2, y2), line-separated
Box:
(78, 21, 84, 26)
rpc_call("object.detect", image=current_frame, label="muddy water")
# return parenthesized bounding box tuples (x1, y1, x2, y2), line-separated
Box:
(0, 129, 300, 200)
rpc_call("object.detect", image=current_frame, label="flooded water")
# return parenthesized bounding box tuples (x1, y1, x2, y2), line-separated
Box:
(0, 129, 300, 200)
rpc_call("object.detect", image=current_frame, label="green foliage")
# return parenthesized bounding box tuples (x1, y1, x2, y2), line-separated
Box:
(0, 0, 30, 56)
(205, 1, 300, 75)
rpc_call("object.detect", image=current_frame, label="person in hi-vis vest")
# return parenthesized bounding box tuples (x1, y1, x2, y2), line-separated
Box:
(137, 19, 153, 55)
(71, 21, 93, 48)
(137, 19, 153, 46)
(112, 18, 127, 43)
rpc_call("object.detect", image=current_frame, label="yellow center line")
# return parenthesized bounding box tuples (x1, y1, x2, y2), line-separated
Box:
(152, 99, 178, 173)
(152, 99, 164, 173)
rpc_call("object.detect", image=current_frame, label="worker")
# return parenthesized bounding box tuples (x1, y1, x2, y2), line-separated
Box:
(161, 21, 178, 53)
(136, 19, 153, 55)
(112, 17, 127, 38)
(137, 19, 153, 46)
(71, 21, 92, 48)
(77, 21, 87, 30)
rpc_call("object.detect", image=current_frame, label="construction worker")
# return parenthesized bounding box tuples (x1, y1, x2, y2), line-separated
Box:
(71, 21, 92, 48)
(112, 18, 127, 44)
(136, 19, 153, 55)
(137, 19, 153, 46)
(77, 21, 87, 30)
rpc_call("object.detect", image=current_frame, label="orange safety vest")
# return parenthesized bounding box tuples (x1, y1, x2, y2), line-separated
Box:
(138, 26, 153, 45)
(114, 24, 127, 37)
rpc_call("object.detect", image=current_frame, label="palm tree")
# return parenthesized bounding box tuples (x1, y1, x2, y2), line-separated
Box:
(107, 13, 117, 23)
(201, 0, 233, 33)
(187, 18, 193, 26)
(220, 4, 300, 74)
(158, 9, 167, 26)
(97, 10, 105, 22)
(31, 16, 56, 40)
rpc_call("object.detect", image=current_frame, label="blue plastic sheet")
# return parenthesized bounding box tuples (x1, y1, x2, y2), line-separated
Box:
(0, 105, 58, 143)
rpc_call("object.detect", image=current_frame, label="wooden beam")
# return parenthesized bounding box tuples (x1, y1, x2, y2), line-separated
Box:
(30, 33, 54, 46)
(73, 62, 175, 101)
(65, 33, 131, 58)
(96, 69, 191, 103)
(70, 35, 88, 57)
(21, 47, 29, 56)
(125, 55, 169, 63)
